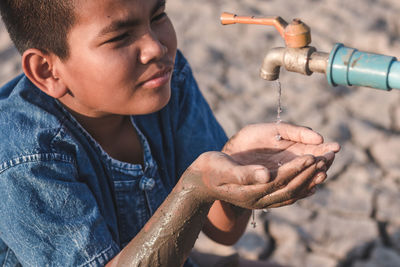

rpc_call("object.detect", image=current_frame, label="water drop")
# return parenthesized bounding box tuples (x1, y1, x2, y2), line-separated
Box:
(276, 80, 283, 123)
(251, 210, 257, 228)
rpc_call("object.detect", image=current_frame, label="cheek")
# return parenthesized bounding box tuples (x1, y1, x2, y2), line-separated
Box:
(82, 51, 139, 88)
(159, 19, 178, 55)
(96, 49, 135, 75)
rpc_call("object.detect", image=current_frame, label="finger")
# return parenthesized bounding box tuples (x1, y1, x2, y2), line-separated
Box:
(207, 152, 271, 185)
(289, 168, 325, 199)
(266, 155, 316, 193)
(261, 180, 322, 209)
(259, 160, 320, 206)
(227, 162, 271, 185)
(319, 151, 335, 162)
(262, 185, 318, 209)
(309, 171, 327, 187)
(265, 198, 298, 209)
(216, 182, 272, 206)
(289, 142, 340, 157)
(317, 142, 341, 154)
(314, 150, 338, 171)
(283, 161, 322, 193)
(223, 123, 276, 153)
(218, 166, 320, 209)
(295, 168, 326, 196)
(238, 165, 271, 184)
(297, 185, 318, 201)
(324, 151, 336, 169)
(313, 142, 341, 154)
(276, 122, 324, 145)
(328, 142, 341, 153)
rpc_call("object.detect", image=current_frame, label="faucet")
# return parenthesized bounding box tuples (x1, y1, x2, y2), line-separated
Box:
(220, 12, 400, 91)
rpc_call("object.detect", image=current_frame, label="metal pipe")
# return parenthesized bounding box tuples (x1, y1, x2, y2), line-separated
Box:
(309, 51, 329, 74)
(260, 47, 329, 81)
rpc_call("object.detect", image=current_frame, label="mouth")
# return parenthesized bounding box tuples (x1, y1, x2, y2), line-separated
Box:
(139, 66, 173, 89)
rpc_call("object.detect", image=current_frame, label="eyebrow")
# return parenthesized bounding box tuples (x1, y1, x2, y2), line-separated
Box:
(98, 0, 166, 38)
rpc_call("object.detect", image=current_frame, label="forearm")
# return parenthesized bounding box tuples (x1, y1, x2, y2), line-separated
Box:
(203, 200, 252, 245)
(107, 173, 212, 267)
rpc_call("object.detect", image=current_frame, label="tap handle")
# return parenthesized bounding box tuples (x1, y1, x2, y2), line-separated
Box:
(220, 12, 311, 48)
(220, 12, 287, 37)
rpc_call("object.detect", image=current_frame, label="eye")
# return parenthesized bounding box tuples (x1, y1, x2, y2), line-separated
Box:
(107, 33, 130, 43)
(151, 12, 167, 23)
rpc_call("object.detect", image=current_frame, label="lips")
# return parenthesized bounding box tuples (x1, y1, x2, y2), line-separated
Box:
(139, 66, 173, 89)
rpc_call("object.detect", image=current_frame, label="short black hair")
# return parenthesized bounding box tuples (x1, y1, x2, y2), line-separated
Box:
(0, 0, 76, 59)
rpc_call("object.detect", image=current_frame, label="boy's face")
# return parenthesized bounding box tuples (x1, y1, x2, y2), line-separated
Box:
(56, 0, 177, 117)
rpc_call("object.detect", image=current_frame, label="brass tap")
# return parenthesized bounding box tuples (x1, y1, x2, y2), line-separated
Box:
(221, 12, 329, 81)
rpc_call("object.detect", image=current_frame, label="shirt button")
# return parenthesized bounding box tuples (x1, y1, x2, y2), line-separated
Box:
(139, 176, 155, 191)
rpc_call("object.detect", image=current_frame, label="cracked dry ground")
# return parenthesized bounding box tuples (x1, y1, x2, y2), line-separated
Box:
(168, 0, 400, 266)
(1, 0, 400, 266)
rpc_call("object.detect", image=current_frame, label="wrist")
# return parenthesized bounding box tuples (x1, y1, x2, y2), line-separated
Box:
(179, 167, 215, 206)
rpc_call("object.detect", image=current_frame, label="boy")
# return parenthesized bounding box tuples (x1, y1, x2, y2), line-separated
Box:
(0, 0, 339, 266)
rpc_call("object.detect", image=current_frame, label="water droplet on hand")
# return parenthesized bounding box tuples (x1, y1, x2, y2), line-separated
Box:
(251, 210, 257, 228)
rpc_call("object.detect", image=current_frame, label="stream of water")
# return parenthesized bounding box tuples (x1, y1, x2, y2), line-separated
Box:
(276, 79, 282, 124)
(251, 80, 283, 228)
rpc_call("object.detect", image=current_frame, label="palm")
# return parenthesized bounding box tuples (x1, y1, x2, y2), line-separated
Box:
(223, 123, 339, 170)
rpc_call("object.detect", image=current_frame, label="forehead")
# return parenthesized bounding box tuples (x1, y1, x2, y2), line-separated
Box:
(72, 0, 159, 25)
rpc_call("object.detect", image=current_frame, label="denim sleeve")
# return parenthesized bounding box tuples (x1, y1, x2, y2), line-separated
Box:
(0, 154, 120, 266)
(172, 51, 229, 178)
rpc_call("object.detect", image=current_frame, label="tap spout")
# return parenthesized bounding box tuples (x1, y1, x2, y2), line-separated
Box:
(259, 47, 286, 81)
(260, 47, 329, 81)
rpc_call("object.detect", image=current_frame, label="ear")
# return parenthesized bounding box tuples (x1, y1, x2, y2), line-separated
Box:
(22, 49, 69, 99)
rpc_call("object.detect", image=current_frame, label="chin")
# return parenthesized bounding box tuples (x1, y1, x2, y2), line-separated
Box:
(153, 93, 171, 112)
(137, 89, 171, 115)
(155, 85, 172, 108)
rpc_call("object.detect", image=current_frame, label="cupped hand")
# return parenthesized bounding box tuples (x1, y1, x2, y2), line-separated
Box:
(185, 151, 326, 210)
(223, 122, 340, 172)
(192, 122, 340, 209)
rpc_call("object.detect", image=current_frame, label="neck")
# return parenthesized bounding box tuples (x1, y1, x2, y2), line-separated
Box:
(60, 102, 144, 165)
(66, 107, 128, 144)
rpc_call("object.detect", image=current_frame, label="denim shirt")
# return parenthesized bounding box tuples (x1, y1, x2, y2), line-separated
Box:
(0, 51, 228, 267)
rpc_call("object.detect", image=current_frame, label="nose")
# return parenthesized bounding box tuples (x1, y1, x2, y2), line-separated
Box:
(138, 32, 168, 65)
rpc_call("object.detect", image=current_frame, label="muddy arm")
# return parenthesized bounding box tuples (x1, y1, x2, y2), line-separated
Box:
(106, 171, 212, 267)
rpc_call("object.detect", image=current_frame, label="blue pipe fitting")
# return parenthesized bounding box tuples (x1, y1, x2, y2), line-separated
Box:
(327, 43, 399, 91)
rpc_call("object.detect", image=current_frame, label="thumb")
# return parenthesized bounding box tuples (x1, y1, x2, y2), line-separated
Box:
(197, 152, 270, 186)
(208, 152, 271, 185)
(277, 122, 324, 145)
(235, 165, 271, 185)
